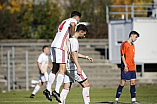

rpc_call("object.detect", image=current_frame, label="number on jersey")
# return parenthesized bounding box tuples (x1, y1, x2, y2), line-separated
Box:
(57, 21, 66, 33)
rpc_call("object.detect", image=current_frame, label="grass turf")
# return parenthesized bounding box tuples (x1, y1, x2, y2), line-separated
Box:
(0, 85, 157, 104)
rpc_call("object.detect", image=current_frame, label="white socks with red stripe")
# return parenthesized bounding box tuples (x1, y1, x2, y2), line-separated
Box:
(59, 88, 69, 104)
(82, 85, 90, 104)
(55, 73, 64, 93)
(32, 84, 40, 95)
(47, 72, 56, 92)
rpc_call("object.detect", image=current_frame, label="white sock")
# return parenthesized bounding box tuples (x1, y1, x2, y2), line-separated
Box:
(115, 98, 119, 101)
(59, 88, 69, 104)
(55, 73, 64, 93)
(32, 84, 40, 95)
(132, 98, 136, 102)
(82, 85, 90, 104)
(47, 72, 56, 92)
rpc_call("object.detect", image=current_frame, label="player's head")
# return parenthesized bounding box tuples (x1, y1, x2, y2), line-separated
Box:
(42, 45, 49, 55)
(71, 11, 81, 24)
(76, 24, 88, 38)
(129, 31, 140, 42)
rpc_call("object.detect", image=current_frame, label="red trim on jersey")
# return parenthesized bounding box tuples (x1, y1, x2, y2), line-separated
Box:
(62, 50, 65, 63)
(60, 29, 69, 50)
(86, 96, 89, 97)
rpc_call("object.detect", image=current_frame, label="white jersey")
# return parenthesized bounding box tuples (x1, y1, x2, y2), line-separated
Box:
(37, 53, 49, 74)
(67, 38, 79, 71)
(51, 18, 77, 51)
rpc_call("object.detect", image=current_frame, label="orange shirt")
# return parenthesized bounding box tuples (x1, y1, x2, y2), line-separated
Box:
(121, 41, 135, 71)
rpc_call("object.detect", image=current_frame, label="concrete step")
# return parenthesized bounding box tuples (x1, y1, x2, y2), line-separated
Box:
(0, 79, 7, 88)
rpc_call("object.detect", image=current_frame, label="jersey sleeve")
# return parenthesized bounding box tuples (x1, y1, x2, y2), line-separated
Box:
(37, 54, 42, 63)
(121, 42, 126, 56)
(70, 39, 78, 52)
(70, 19, 77, 25)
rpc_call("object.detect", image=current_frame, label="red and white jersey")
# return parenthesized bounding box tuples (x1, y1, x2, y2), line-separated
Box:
(51, 18, 77, 51)
(67, 38, 79, 71)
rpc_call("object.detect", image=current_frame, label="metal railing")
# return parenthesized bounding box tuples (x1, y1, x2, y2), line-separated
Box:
(1, 43, 44, 91)
(106, 3, 157, 23)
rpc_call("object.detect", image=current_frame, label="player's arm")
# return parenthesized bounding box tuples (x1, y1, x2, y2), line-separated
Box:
(48, 64, 52, 70)
(72, 51, 82, 75)
(37, 62, 44, 74)
(121, 55, 128, 73)
(78, 53, 93, 63)
(70, 22, 75, 36)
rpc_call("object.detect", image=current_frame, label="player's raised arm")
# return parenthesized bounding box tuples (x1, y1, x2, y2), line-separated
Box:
(78, 53, 93, 63)
(72, 51, 82, 75)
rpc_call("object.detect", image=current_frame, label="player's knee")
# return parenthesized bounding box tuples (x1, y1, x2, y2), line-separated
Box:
(83, 84, 90, 88)
(38, 82, 43, 86)
(120, 80, 126, 86)
(120, 83, 125, 86)
(131, 82, 135, 85)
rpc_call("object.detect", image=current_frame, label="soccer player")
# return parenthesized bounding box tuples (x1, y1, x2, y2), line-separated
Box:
(113, 31, 142, 104)
(30, 45, 52, 98)
(59, 24, 92, 104)
(43, 11, 81, 102)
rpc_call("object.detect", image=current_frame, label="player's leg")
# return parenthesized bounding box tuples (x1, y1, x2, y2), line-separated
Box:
(55, 63, 66, 93)
(130, 71, 142, 104)
(114, 70, 128, 104)
(59, 82, 72, 104)
(43, 47, 60, 101)
(130, 79, 136, 102)
(43, 62, 59, 101)
(52, 63, 66, 103)
(46, 62, 59, 92)
(74, 70, 90, 104)
(30, 82, 43, 98)
(52, 49, 67, 103)
(80, 79, 90, 104)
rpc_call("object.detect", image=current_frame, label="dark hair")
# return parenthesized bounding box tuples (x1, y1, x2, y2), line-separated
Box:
(42, 45, 48, 52)
(71, 11, 81, 18)
(129, 31, 140, 37)
(76, 24, 88, 32)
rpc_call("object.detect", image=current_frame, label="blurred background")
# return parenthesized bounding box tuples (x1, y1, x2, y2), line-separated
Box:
(0, 0, 157, 91)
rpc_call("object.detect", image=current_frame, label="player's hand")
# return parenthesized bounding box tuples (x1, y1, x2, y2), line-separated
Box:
(77, 67, 82, 75)
(50, 67, 52, 70)
(41, 69, 45, 74)
(124, 66, 128, 73)
(87, 57, 93, 63)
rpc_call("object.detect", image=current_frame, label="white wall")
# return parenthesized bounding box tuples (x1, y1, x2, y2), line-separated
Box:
(133, 19, 157, 63)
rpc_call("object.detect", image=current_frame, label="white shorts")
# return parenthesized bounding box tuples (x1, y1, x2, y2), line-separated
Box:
(39, 72, 48, 82)
(50, 47, 67, 63)
(64, 70, 87, 83)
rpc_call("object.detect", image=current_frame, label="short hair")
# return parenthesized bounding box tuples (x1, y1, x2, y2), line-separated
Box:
(42, 45, 48, 52)
(129, 31, 140, 37)
(76, 24, 88, 32)
(71, 11, 81, 18)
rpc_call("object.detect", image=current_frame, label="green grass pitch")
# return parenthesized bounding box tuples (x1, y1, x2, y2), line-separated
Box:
(0, 85, 157, 104)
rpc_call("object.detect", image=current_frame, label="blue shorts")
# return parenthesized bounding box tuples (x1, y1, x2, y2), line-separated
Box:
(121, 70, 136, 80)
